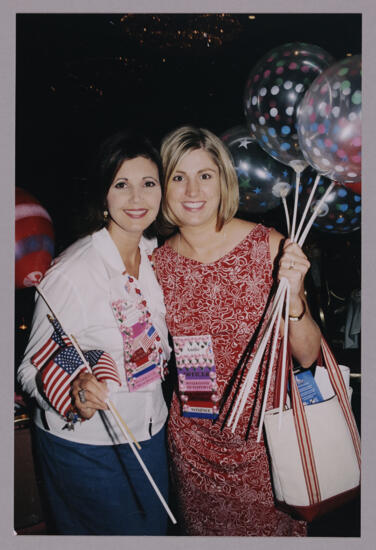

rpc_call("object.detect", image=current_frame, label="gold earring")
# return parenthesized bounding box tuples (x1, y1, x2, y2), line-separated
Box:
(103, 210, 109, 220)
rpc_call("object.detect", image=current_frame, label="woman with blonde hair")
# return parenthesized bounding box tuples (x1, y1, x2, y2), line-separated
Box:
(154, 125, 321, 536)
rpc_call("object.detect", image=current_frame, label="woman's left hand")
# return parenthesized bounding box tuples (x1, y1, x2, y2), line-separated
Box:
(278, 239, 310, 301)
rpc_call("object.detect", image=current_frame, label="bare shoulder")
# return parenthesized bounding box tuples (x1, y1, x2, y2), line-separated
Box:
(269, 227, 285, 261)
(227, 218, 258, 240)
(228, 219, 284, 261)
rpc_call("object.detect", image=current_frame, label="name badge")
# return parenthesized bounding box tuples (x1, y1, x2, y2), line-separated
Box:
(173, 334, 219, 420)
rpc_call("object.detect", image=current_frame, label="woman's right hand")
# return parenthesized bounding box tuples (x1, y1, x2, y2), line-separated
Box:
(71, 372, 109, 420)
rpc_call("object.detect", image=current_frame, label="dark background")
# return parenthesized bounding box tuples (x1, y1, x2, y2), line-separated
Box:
(15, 12, 362, 536)
(16, 12, 361, 249)
(16, 11, 362, 346)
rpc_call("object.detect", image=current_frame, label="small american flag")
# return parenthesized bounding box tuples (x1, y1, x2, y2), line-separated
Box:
(31, 315, 71, 369)
(41, 346, 89, 418)
(35, 316, 122, 418)
(139, 325, 158, 352)
(85, 349, 121, 387)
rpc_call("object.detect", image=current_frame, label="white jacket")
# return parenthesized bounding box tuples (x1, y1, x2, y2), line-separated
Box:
(17, 228, 170, 445)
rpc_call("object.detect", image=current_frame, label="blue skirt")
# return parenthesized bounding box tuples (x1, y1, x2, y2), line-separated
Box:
(33, 424, 169, 535)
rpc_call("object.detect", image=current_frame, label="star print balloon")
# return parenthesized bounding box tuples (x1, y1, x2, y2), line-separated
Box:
(297, 55, 361, 183)
(221, 126, 294, 213)
(243, 42, 334, 171)
(298, 170, 361, 233)
(16, 187, 55, 289)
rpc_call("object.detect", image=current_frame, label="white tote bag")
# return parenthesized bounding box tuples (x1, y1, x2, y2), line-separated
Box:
(264, 338, 360, 521)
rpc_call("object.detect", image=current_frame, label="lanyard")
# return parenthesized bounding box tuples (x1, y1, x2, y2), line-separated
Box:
(111, 260, 166, 392)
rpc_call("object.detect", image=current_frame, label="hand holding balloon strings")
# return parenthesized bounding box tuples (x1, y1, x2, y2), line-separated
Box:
(227, 48, 361, 433)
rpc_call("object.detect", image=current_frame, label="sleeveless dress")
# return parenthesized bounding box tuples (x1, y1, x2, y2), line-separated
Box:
(154, 224, 306, 536)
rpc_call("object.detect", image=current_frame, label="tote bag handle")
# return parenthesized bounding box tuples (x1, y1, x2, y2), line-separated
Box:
(282, 337, 361, 505)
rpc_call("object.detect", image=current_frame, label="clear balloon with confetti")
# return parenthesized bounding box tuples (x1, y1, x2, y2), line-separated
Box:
(297, 55, 361, 183)
(243, 42, 334, 171)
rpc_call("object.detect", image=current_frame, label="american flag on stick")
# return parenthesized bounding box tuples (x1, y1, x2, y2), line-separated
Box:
(29, 302, 176, 523)
(40, 345, 121, 418)
(85, 349, 121, 387)
(41, 345, 89, 418)
(32, 315, 121, 418)
(31, 315, 71, 369)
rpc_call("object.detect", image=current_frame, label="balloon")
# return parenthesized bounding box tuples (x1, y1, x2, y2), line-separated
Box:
(297, 55, 361, 183)
(298, 170, 361, 234)
(243, 42, 334, 170)
(221, 125, 294, 213)
(15, 188, 55, 289)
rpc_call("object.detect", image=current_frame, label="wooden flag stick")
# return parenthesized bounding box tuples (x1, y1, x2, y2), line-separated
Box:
(69, 334, 141, 450)
(69, 336, 176, 523)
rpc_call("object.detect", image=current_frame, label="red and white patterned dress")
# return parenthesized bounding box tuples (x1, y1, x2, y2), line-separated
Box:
(154, 224, 306, 536)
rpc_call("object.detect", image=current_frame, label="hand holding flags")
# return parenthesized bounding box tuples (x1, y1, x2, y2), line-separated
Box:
(31, 315, 121, 419)
(41, 345, 89, 418)
(30, 311, 177, 523)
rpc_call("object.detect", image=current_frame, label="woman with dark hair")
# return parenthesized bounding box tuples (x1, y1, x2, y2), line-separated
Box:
(154, 125, 321, 536)
(17, 131, 171, 535)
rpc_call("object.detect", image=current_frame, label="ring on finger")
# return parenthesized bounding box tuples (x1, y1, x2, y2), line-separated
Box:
(78, 389, 86, 404)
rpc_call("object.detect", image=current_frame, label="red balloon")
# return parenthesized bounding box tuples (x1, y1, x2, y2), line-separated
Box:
(343, 181, 361, 195)
(15, 188, 55, 289)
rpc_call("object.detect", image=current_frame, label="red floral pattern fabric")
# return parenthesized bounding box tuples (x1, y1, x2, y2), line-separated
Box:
(155, 224, 306, 536)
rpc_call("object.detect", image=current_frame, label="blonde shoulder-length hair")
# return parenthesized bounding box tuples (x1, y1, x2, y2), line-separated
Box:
(160, 126, 239, 233)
